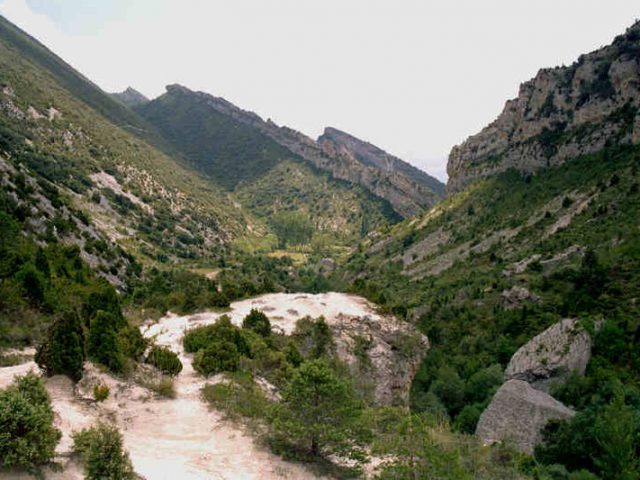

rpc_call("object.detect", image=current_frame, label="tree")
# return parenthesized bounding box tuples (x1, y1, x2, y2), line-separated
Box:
(146, 346, 183, 376)
(269, 359, 365, 459)
(193, 340, 240, 376)
(0, 372, 61, 472)
(242, 309, 272, 337)
(594, 394, 639, 480)
(87, 310, 125, 373)
(72, 423, 136, 480)
(35, 310, 85, 381)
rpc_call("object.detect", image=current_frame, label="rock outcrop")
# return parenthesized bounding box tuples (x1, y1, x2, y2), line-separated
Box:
(505, 318, 592, 391)
(317, 127, 445, 197)
(329, 312, 429, 406)
(501, 285, 541, 310)
(475, 379, 575, 454)
(447, 21, 640, 193)
(110, 87, 149, 108)
(159, 84, 442, 217)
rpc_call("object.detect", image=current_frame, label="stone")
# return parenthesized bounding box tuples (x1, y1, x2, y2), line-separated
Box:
(501, 285, 541, 310)
(505, 318, 592, 391)
(476, 379, 575, 454)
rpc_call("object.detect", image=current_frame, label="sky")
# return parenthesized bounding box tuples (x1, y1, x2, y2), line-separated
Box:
(0, 1, 638, 181)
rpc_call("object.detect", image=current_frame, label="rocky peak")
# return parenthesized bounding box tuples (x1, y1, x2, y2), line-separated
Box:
(160, 85, 442, 217)
(447, 21, 640, 194)
(110, 86, 149, 108)
(318, 127, 446, 196)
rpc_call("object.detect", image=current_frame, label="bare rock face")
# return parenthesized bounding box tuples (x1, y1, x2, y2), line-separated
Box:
(447, 21, 640, 194)
(505, 318, 592, 392)
(501, 285, 541, 310)
(329, 313, 429, 406)
(476, 379, 575, 454)
(110, 87, 149, 108)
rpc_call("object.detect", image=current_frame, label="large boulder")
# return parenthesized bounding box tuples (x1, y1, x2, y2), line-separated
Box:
(505, 318, 591, 392)
(330, 313, 429, 406)
(476, 379, 575, 454)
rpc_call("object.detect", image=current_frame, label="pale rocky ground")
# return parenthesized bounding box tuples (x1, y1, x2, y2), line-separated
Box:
(0, 292, 417, 479)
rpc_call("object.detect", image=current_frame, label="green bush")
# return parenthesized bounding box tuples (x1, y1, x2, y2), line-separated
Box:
(0, 372, 61, 472)
(242, 309, 272, 337)
(118, 324, 148, 360)
(35, 310, 85, 381)
(72, 423, 136, 480)
(146, 346, 183, 376)
(93, 384, 109, 402)
(292, 316, 334, 359)
(87, 311, 125, 373)
(183, 315, 249, 356)
(193, 340, 240, 376)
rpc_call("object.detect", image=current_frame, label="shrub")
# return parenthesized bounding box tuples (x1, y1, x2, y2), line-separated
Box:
(183, 315, 249, 356)
(35, 310, 85, 381)
(146, 346, 183, 376)
(193, 340, 240, 376)
(93, 384, 109, 402)
(87, 310, 125, 373)
(242, 309, 272, 337)
(72, 423, 136, 480)
(0, 372, 61, 472)
(292, 316, 334, 359)
(118, 324, 147, 360)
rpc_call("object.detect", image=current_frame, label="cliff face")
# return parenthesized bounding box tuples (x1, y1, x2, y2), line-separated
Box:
(317, 127, 446, 197)
(447, 21, 640, 194)
(161, 85, 442, 218)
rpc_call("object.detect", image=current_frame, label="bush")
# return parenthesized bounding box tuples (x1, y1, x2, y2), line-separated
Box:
(146, 346, 183, 376)
(35, 310, 85, 381)
(292, 316, 334, 359)
(72, 423, 136, 480)
(0, 372, 61, 472)
(193, 340, 240, 376)
(183, 315, 249, 356)
(242, 309, 272, 337)
(93, 384, 109, 402)
(118, 325, 147, 360)
(87, 311, 125, 373)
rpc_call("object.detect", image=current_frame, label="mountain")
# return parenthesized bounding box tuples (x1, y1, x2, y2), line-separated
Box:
(0, 14, 256, 284)
(136, 84, 401, 245)
(138, 84, 443, 218)
(447, 21, 640, 193)
(345, 20, 640, 476)
(111, 87, 149, 108)
(317, 126, 446, 197)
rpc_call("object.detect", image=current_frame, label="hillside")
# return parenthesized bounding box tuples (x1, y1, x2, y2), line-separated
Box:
(344, 22, 640, 479)
(448, 21, 640, 193)
(0, 14, 259, 280)
(137, 84, 401, 245)
(138, 84, 442, 218)
(318, 126, 446, 197)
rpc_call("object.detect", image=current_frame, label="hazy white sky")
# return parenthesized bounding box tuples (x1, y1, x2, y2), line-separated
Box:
(0, 0, 638, 180)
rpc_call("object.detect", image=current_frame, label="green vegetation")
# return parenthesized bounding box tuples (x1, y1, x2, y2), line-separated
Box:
(346, 143, 640, 477)
(0, 372, 61, 473)
(72, 423, 136, 480)
(242, 309, 272, 337)
(146, 346, 183, 376)
(269, 358, 366, 460)
(93, 383, 109, 402)
(35, 311, 85, 381)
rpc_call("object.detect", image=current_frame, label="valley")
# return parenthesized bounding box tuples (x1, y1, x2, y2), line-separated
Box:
(0, 10, 639, 480)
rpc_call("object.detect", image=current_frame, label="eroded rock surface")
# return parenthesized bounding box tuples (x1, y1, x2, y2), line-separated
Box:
(505, 318, 592, 391)
(475, 379, 575, 454)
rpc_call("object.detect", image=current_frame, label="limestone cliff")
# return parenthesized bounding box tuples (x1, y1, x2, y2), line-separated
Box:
(447, 21, 640, 193)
